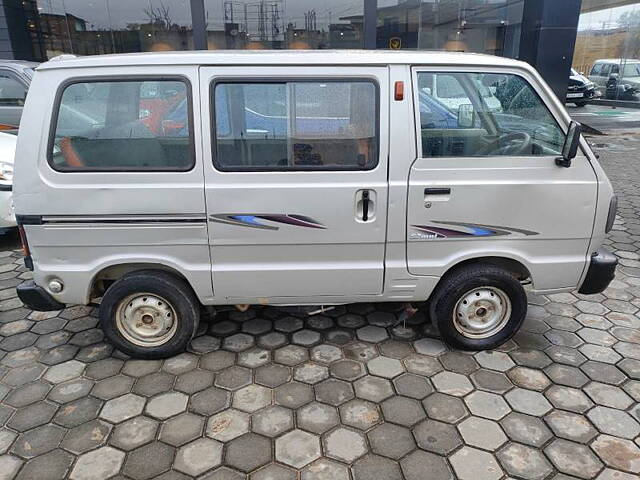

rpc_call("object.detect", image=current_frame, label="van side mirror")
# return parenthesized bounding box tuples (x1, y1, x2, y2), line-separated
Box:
(458, 104, 475, 128)
(556, 121, 582, 168)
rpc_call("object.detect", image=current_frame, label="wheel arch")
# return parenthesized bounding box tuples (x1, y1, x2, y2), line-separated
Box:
(428, 255, 531, 303)
(88, 262, 196, 303)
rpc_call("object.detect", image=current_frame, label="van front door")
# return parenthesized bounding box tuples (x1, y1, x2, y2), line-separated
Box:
(409, 69, 597, 291)
(200, 66, 389, 301)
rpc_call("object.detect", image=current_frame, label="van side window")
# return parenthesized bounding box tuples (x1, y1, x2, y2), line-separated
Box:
(590, 64, 602, 76)
(213, 80, 378, 171)
(49, 79, 193, 171)
(416, 72, 565, 158)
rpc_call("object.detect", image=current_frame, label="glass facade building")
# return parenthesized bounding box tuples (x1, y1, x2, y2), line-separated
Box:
(1, 1, 640, 101)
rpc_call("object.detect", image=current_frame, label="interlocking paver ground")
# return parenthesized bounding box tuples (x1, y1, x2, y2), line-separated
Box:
(0, 135, 639, 478)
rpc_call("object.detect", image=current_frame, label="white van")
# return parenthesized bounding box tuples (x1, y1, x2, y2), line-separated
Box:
(14, 51, 617, 358)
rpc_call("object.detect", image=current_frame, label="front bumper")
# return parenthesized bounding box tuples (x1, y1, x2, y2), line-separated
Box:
(17, 281, 65, 311)
(578, 249, 618, 295)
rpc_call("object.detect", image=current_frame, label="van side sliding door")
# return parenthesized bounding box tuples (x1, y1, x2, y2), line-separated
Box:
(200, 66, 390, 302)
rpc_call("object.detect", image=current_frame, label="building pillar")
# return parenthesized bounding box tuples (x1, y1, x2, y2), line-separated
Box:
(190, 0, 207, 50)
(518, 0, 582, 100)
(363, 0, 377, 49)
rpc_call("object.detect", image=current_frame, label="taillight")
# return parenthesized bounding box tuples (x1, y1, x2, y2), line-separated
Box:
(18, 225, 29, 256)
(17, 225, 33, 270)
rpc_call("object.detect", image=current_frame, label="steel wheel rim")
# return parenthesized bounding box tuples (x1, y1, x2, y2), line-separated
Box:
(115, 293, 178, 347)
(453, 286, 511, 339)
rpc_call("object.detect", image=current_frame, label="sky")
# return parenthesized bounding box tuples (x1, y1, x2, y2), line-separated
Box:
(578, 3, 640, 31)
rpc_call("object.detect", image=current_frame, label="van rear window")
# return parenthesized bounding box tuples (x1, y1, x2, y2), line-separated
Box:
(49, 78, 193, 171)
(212, 80, 378, 171)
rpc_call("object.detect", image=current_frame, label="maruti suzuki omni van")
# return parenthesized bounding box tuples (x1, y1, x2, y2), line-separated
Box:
(13, 50, 617, 358)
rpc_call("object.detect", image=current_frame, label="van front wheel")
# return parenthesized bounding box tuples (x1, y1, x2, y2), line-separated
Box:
(100, 270, 200, 359)
(431, 265, 527, 350)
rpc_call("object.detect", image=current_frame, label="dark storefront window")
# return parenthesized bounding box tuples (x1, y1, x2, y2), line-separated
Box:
(376, 0, 524, 57)
(204, 0, 364, 50)
(27, 0, 193, 61)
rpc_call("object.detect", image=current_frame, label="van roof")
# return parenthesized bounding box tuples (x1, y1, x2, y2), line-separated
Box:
(37, 49, 528, 71)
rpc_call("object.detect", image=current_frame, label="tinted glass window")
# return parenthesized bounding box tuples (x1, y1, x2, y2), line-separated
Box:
(590, 64, 602, 75)
(0, 74, 26, 106)
(214, 80, 377, 170)
(50, 79, 192, 171)
(417, 72, 565, 158)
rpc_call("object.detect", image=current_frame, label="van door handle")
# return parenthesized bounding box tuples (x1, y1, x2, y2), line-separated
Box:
(356, 189, 375, 222)
(362, 190, 370, 221)
(424, 187, 451, 195)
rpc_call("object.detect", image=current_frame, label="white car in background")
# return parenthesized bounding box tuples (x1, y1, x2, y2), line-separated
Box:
(0, 131, 16, 231)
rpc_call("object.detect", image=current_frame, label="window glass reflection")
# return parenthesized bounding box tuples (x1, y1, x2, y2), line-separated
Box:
(29, 0, 192, 59)
(575, 3, 640, 103)
(204, 0, 364, 49)
(376, 0, 524, 57)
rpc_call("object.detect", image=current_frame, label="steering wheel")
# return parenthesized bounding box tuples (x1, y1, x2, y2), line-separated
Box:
(476, 131, 532, 156)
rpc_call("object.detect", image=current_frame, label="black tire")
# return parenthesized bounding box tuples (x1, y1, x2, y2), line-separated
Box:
(430, 264, 527, 350)
(574, 102, 588, 107)
(99, 270, 200, 359)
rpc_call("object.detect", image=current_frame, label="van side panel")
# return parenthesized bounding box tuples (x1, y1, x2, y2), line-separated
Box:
(13, 66, 213, 305)
(407, 155, 597, 290)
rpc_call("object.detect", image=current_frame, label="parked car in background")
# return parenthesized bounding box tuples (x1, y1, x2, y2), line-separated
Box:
(0, 60, 37, 128)
(589, 59, 640, 100)
(0, 132, 16, 232)
(567, 68, 600, 107)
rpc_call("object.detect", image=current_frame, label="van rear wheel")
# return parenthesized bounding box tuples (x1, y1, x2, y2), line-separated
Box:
(430, 264, 527, 350)
(100, 270, 200, 359)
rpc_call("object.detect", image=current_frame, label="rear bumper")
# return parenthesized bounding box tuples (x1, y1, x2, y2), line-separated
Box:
(17, 281, 65, 311)
(578, 249, 618, 295)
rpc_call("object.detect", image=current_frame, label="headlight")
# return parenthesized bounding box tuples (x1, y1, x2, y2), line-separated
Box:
(0, 162, 13, 183)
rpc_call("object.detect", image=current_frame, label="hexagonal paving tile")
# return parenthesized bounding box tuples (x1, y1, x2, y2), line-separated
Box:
(544, 438, 603, 479)
(275, 429, 321, 468)
(381, 396, 426, 426)
(174, 438, 223, 477)
(206, 408, 250, 442)
(414, 419, 462, 455)
(301, 458, 349, 480)
(110, 415, 159, 450)
(322, 427, 367, 463)
(252, 405, 294, 437)
(367, 422, 415, 460)
(591, 434, 640, 474)
(225, 433, 272, 473)
(338, 399, 381, 430)
(464, 391, 510, 420)
(457, 416, 507, 450)
(99, 393, 146, 423)
(505, 388, 552, 416)
(449, 446, 502, 480)
(497, 442, 553, 480)
(69, 446, 124, 480)
(401, 450, 453, 480)
(296, 401, 340, 434)
(232, 384, 271, 413)
(145, 391, 188, 419)
(158, 412, 204, 447)
(587, 406, 640, 439)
